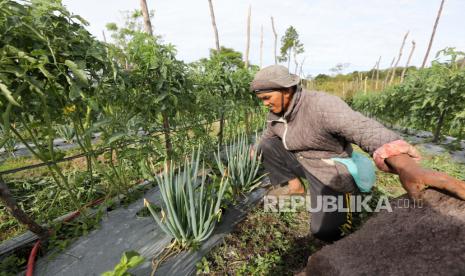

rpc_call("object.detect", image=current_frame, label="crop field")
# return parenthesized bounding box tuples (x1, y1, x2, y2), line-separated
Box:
(1, 0, 464, 275)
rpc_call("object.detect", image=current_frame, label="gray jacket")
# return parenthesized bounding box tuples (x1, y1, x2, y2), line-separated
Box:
(260, 88, 400, 193)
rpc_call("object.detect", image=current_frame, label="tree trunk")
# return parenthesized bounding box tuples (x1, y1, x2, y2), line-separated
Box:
(390, 31, 410, 85)
(260, 25, 263, 68)
(299, 56, 306, 78)
(162, 113, 173, 159)
(293, 47, 299, 74)
(401, 41, 416, 83)
(0, 177, 49, 239)
(207, 0, 220, 52)
(218, 111, 225, 146)
(287, 47, 292, 70)
(421, 0, 445, 68)
(271, 16, 278, 64)
(460, 58, 465, 70)
(244, 5, 251, 68)
(375, 56, 381, 91)
(140, 0, 154, 35)
(433, 108, 447, 143)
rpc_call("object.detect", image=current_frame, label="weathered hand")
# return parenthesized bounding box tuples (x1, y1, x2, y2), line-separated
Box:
(249, 145, 256, 160)
(386, 154, 465, 200)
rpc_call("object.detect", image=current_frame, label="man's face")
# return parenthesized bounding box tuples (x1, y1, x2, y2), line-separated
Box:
(256, 88, 293, 114)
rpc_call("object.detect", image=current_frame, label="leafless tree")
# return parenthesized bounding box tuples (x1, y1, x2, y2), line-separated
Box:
(207, 0, 221, 52)
(271, 16, 278, 64)
(421, 0, 445, 68)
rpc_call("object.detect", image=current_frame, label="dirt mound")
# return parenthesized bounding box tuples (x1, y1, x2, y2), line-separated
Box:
(306, 189, 465, 276)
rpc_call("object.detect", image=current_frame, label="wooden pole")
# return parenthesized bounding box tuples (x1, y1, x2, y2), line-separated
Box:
(401, 41, 416, 83)
(0, 177, 49, 239)
(244, 5, 251, 68)
(375, 56, 381, 91)
(207, 0, 220, 52)
(383, 57, 395, 89)
(293, 47, 299, 74)
(271, 17, 278, 64)
(299, 56, 306, 79)
(389, 31, 409, 85)
(102, 30, 107, 43)
(140, 0, 173, 158)
(421, 0, 445, 68)
(364, 76, 368, 94)
(260, 25, 263, 68)
(140, 0, 153, 35)
(371, 56, 381, 90)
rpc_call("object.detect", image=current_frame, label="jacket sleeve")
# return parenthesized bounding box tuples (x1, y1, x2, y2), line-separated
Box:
(317, 94, 401, 156)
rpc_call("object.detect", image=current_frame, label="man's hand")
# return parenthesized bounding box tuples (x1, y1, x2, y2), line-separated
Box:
(386, 154, 465, 200)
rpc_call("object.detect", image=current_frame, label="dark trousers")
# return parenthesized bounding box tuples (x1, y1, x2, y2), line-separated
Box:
(260, 137, 353, 242)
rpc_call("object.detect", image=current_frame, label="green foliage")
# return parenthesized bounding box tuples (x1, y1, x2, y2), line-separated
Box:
(0, 254, 26, 276)
(144, 149, 229, 249)
(351, 48, 465, 142)
(101, 251, 145, 276)
(278, 26, 304, 63)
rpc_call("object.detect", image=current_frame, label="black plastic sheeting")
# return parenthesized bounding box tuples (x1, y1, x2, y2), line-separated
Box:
(34, 182, 268, 276)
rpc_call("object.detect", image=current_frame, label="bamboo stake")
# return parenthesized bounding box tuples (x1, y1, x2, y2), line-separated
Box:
(389, 31, 410, 85)
(244, 5, 251, 68)
(375, 56, 381, 91)
(421, 0, 445, 68)
(271, 17, 278, 64)
(401, 41, 416, 83)
(260, 25, 263, 68)
(383, 57, 395, 89)
(364, 76, 368, 94)
(358, 72, 363, 91)
(0, 177, 49, 239)
(371, 56, 381, 90)
(207, 0, 220, 52)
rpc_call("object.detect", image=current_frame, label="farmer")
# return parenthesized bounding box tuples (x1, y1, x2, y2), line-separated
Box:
(251, 65, 465, 242)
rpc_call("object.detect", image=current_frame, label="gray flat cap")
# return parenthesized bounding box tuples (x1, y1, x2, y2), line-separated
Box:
(250, 65, 300, 93)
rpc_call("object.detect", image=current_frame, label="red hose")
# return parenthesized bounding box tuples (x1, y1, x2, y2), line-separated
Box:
(26, 240, 40, 276)
(25, 197, 105, 275)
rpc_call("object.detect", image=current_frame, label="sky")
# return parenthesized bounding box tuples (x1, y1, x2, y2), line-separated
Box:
(61, 0, 465, 76)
